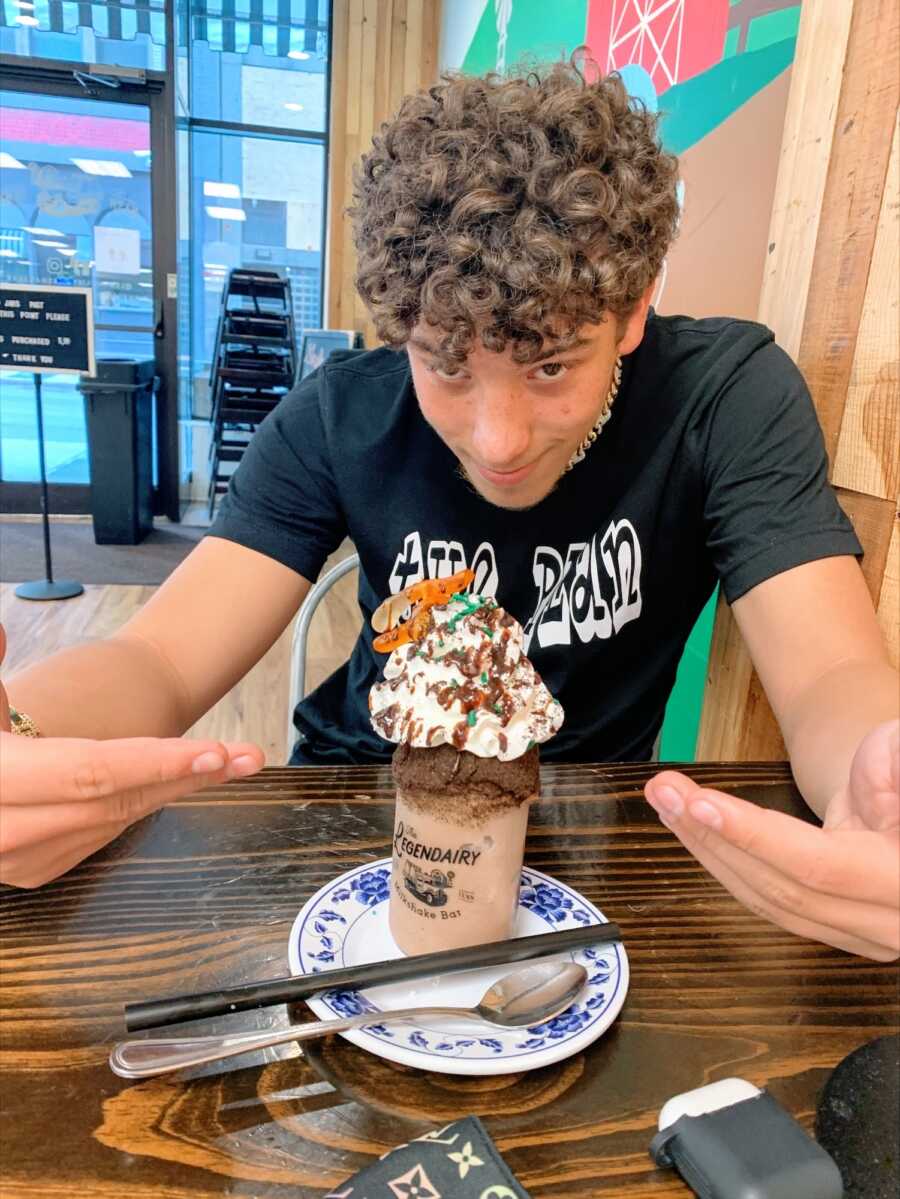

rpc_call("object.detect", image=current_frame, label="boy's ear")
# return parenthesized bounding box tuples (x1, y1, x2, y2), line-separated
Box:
(617, 278, 657, 355)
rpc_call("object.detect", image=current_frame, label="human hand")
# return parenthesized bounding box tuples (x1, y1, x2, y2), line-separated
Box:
(644, 719, 900, 961)
(0, 625, 266, 888)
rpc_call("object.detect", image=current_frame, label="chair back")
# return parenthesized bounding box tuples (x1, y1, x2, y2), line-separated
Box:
(287, 552, 360, 752)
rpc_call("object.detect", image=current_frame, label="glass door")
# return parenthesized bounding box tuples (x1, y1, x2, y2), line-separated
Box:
(0, 72, 177, 516)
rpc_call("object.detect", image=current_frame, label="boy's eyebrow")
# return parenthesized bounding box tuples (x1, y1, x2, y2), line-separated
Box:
(406, 335, 593, 361)
(531, 337, 591, 362)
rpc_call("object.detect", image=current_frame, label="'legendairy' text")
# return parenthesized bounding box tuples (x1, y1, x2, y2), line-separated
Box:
(393, 821, 482, 866)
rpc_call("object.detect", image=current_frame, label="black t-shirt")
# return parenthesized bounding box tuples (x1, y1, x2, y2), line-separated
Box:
(209, 312, 862, 764)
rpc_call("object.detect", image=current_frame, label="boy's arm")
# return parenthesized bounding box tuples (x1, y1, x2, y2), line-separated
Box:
(645, 555, 899, 960)
(733, 554, 897, 819)
(6, 536, 312, 738)
(1, 537, 313, 888)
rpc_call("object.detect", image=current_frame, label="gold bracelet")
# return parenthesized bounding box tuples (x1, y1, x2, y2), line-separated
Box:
(8, 707, 41, 737)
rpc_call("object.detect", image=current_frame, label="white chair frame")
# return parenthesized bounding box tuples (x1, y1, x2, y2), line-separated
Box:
(286, 552, 360, 753)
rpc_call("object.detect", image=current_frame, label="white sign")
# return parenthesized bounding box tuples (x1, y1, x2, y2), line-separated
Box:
(94, 225, 141, 275)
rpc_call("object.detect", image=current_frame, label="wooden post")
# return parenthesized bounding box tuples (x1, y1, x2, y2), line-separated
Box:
(325, 0, 442, 347)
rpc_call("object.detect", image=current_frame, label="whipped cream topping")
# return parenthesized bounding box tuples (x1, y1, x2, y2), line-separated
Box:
(369, 593, 564, 761)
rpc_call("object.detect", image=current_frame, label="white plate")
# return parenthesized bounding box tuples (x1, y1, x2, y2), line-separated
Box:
(287, 859, 629, 1075)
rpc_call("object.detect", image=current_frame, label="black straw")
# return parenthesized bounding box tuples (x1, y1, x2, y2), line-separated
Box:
(124, 922, 622, 1031)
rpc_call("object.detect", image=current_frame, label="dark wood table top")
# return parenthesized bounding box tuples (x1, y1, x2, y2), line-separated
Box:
(1, 762, 898, 1197)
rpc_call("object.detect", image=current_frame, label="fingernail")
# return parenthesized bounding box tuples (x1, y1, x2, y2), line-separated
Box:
(650, 785, 684, 820)
(192, 751, 226, 774)
(689, 798, 723, 829)
(230, 754, 259, 778)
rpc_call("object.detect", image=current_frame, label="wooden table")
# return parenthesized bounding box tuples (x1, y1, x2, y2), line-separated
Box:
(1, 763, 897, 1197)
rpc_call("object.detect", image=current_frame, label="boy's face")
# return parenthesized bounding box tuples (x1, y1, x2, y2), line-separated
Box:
(406, 294, 652, 510)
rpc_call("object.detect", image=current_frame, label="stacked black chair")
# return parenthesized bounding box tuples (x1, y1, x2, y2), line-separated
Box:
(207, 269, 296, 517)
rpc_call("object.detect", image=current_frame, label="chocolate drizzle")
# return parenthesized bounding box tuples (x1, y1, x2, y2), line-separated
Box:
(412, 602, 523, 727)
(377, 702, 401, 739)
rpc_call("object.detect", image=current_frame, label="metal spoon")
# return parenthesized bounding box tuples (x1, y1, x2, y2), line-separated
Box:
(109, 959, 587, 1079)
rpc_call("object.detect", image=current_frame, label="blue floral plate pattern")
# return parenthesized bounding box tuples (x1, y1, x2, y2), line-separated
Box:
(287, 859, 629, 1076)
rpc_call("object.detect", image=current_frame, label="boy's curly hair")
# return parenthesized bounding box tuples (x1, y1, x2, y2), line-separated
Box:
(350, 57, 680, 365)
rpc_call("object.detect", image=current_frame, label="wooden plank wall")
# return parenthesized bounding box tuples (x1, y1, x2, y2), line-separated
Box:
(697, 0, 900, 759)
(325, 0, 442, 345)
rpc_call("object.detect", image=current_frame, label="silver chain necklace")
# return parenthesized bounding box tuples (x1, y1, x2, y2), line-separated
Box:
(565, 356, 623, 472)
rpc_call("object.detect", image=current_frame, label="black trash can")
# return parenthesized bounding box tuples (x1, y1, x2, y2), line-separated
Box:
(79, 358, 156, 545)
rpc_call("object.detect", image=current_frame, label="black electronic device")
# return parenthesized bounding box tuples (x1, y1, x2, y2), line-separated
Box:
(650, 1077, 843, 1199)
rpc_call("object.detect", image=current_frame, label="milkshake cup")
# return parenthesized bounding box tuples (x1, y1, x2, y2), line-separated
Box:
(388, 743, 537, 953)
(369, 584, 564, 955)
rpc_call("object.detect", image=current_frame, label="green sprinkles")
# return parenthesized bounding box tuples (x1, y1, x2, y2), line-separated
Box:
(481, 626, 494, 639)
(467, 710, 478, 726)
(446, 592, 486, 632)
(527, 739, 535, 750)
(480, 671, 488, 684)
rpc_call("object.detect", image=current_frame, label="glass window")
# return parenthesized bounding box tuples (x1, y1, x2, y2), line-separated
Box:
(185, 127, 323, 416)
(0, 327, 153, 484)
(171, 0, 329, 430)
(0, 89, 153, 485)
(189, 0, 329, 129)
(0, 0, 166, 70)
